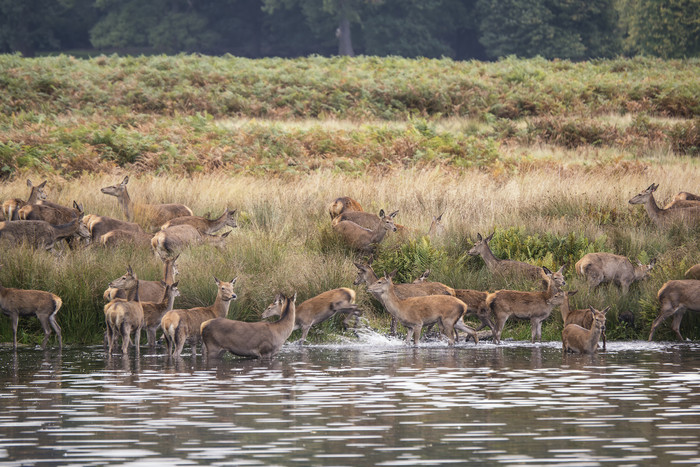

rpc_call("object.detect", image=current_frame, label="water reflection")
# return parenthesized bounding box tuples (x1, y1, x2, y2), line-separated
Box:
(0, 340, 699, 465)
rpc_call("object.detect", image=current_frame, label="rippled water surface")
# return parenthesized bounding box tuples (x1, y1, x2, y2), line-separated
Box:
(1, 335, 700, 466)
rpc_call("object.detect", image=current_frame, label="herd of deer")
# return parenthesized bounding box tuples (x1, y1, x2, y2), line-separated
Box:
(0, 178, 699, 358)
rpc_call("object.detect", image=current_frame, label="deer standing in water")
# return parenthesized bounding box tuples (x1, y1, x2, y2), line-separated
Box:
(161, 277, 238, 358)
(101, 176, 193, 230)
(103, 265, 144, 355)
(141, 281, 180, 348)
(0, 264, 62, 349)
(104, 254, 179, 303)
(2, 179, 48, 221)
(559, 290, 608, 350)
(648, 279, 700, 341)
(562, 306, 608, 354)
(201, 293, 297, 360)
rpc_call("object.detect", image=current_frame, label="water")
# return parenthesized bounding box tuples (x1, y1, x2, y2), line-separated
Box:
(1, 333, 700, 466)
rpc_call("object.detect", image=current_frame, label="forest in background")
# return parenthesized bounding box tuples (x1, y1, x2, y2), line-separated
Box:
(1, 0, 699, 60)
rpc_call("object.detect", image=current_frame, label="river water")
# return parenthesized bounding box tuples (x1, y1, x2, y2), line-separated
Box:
(1, 332, 700, 466)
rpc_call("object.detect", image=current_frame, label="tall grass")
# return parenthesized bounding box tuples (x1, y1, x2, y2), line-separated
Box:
(1, 165, 698, 345)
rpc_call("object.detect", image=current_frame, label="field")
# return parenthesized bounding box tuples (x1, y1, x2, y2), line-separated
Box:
(0, 55, 699, 346)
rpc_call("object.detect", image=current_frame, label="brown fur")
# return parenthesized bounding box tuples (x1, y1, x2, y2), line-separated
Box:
(19, 200, 82, 224)
(201, 293, 297, 359)
(562, 306, 608, 354)
(560, 290, 607, 350)
(104, 255, 179, 303)
(664, 191, 700, 209)
(649, 280, 700, 341)
(161, 277, 237, 357)
(333, 210, 397, 254)
(485, 266, 567, 344)
(261, 288, 361, 343)
(0, 216, 90, 251)
(629, 183, 700, 227)
(575, 252, 655, 295)
(85, 214, 145, 242)
(101, 176, 193, 230)
(161, 208, 237, 234)
(328, 196, 363, 219)
(367, 271, 474, 346)
(151, 224, 231, 258)
(99, 229, 153, 247)
(103, 266, 144, 355)
(454, 288, 496, 336)
(140, 281, 180, 348)
(685, 264, 700, 280)
(1, 179, 47, 221)
(469, 233, 551, 287)
(0, 264, 62, 349)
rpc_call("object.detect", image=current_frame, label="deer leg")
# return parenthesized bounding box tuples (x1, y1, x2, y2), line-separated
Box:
(671, 307, 687, 341)
(601, 330, 606, 351)
(455, 320, 478, 344)
(648, 303, 676, 341)
(174, 329, 187, 358)
(11, 313, 19, 349)
(405, 327, 414, 345)
(299, 326, 311, 345)
(49, 313, 62, 349)
(413, 325, 422, 346)
(134, 325, 142, 353)
(121, 324, 131, 355)
(147, 328, 156, 348)
(442, 321, 455, 346)
(390, 316, 398, 336)
(38, 314, 52, 350)
(494, 315, 508, 344)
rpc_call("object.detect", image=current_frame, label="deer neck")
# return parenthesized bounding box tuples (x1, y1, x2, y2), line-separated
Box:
(126, 281, 140, 302)
(205, 211, 228, 234)
(370, 225, 389, 244)
(27, 188, 40, 204)
(375, 286, 404, 320)
(163, 261, 175, 284)
(52, 219, 79, 239)
(274, 299, 296, 335)
(560, 296, 571, 322)
(588, 322, 602, 347)
(479, 244, 501, 270)
(212, 293, 233, 318)
(164, 291, 177, 312)
(118, 189, 134, 222)
(644, 194, 663, 222)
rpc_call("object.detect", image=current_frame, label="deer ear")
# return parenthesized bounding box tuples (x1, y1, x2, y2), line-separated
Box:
(27, 179, 33, 187)
(485, 232, 494, 242)
(558, 265, 565, 274)
(214, 276, 221, 286)
(121, 176, 129, 185)
(388, 269, 398, 279)
(649, 258, 656, 268)
(292, 292, 297, 303)
(172, 281, 179, 287)
(221, 231, 231, 238)
(542, 266, 552, 276)
(230, 277, 238, 285)
(379, 209, 385, 217)
(160, 280, 167, 286)
(127, 265, 134, 275)
(651, 183, 659, 191)
(476, 233, 482, 241)
(389, 210, 399, 218)
(570, 290, 578, 296)
(38, 180, 47, 189)
(601, 306, 610, 315)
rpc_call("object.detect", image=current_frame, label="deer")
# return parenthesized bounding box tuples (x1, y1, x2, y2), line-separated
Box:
(84, 213, 146, 243)
(1, 179, 47, 221)
(151, 224, 231, 258)
(161, 276, 238, 358)
(201, 293, 297, 360)
(332, 210, 398, 255)
(367, 271, 476, 346)
(485, 266, 567, 344)
(104, 254, 179, 303)
(140, 281, 180, 348)
(427, 212, 445, 238)
(354, 262, 459, 336)
(333, 208, 391, 230)
(575, 252, 655, 295)
(103, 265, 144, 355)
(562, 306, 609, 354)
(0, 264, 62, 349)
(100, 176, 193, 230)
(0, 216, 90, 252)
(629, 183, 700, 227)
(261, 287, 362, 344)
(664, 191, 700, 209)
(160, 207, 238, 234)
(559, 290, 607, 350)
(99, 229, 154, 248)
(648, 279, 700, 341)
(329, 196, 363, 220)
(685, 264, 700, 280)
(19, 201, 88, 248)
(468, 233, 552, 288)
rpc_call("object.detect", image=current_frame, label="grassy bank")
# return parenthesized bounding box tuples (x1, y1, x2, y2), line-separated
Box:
(0, 54, 698, 346)
(1, 168, 698, 346)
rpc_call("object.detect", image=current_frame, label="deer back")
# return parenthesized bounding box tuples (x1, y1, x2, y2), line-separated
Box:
(685, 264, 700, 280)
(329, 196, 363, 219)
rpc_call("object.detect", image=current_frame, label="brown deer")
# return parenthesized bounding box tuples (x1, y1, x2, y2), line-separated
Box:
(468, 233, 552, 287)
(333, 210, 397, 255)
(333, 209, 390, 230)
(0, 216, 90, 252)
(104, 254, 179, 303)
(354, 262, 457, 335)
(141, 281, 180, 348)
(101, 176, 193, 230)
(160, 208, 238, 234)
(575, 253, 655, 294)
(104, 265, 144, 355)
(329, 196, 363, 220)
(629, 183, 700, 227)
(0, 264, 62, 349)
(367, 271, 477, 345)
(562, 306, 609, 354)
(151, 224, 231, 258)
(99, 229, 154, 248)
(161, 276, 238, 358)
(84, 214, 146, 242)
(559, 290, 607, 350)
(485, 266, 567, 344)
(261, 288, 361, 344)
(1, 179, 47, 221)
(19, 201, 87, 248)
(685, 264, 700, 280)
(427, 212, 446, 238)
(201, 293, 296, 360)
(664, 191, 700, 209)
(648, 280, 700, 341)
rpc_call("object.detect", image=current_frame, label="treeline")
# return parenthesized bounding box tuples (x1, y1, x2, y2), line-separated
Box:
(0, 0, 698, 60)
